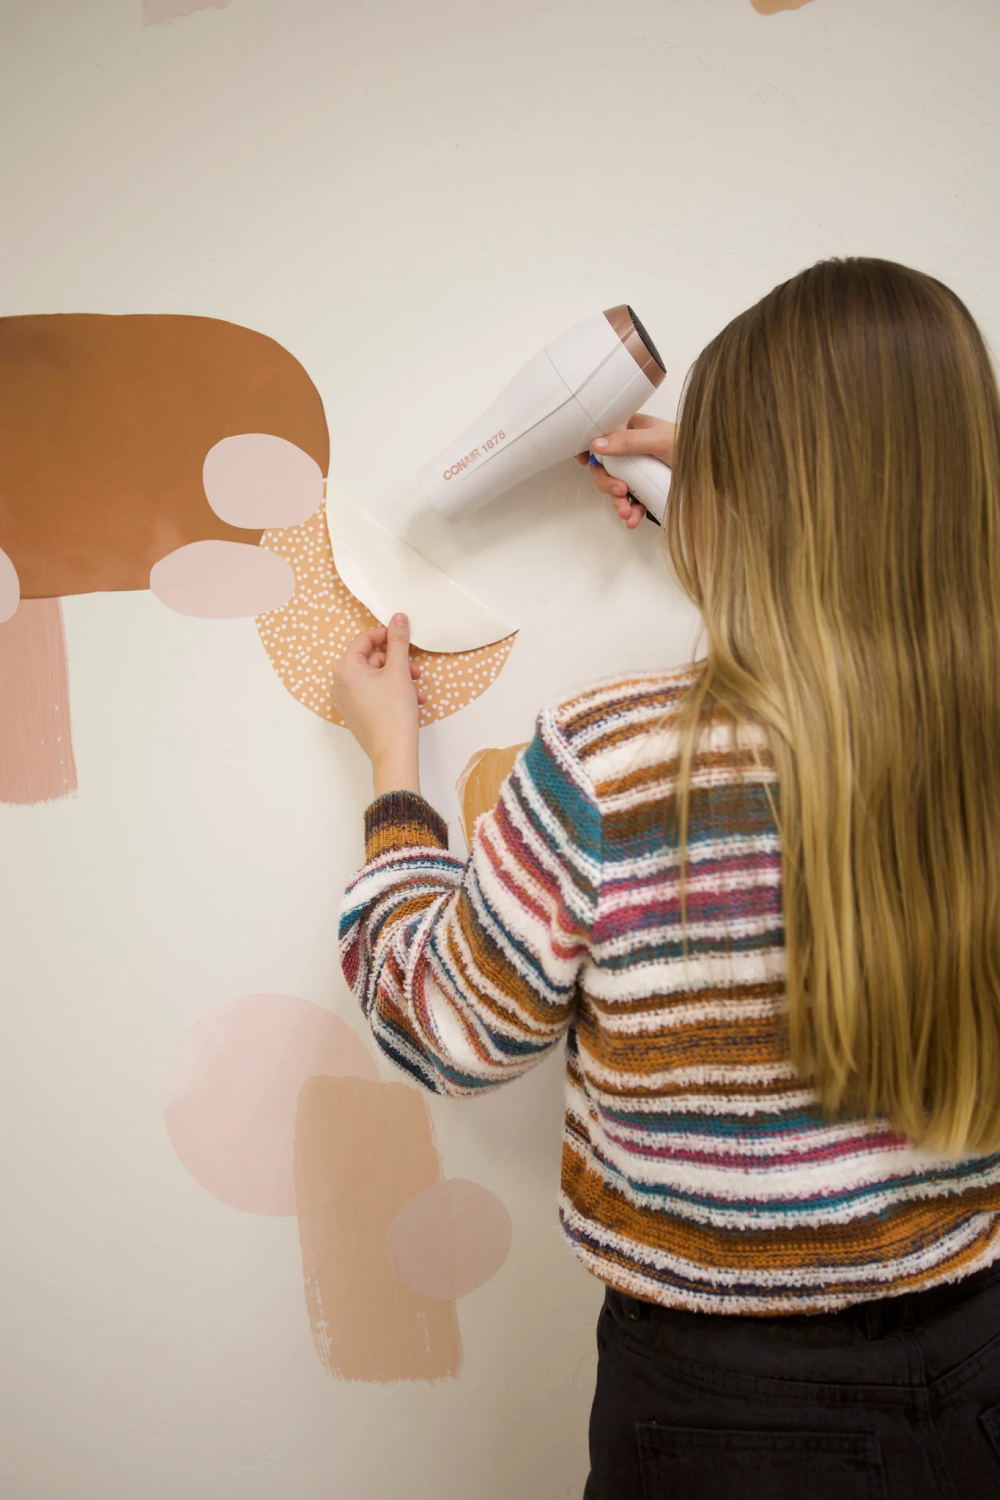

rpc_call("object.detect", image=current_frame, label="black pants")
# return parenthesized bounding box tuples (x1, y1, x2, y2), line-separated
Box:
(584, 1260, 1000, 1499)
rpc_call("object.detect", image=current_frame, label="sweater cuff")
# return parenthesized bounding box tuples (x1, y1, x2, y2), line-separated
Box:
(364, 791, 450, 860)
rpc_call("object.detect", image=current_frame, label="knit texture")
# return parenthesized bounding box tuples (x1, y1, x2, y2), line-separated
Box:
(340, 667, 1000, 1313)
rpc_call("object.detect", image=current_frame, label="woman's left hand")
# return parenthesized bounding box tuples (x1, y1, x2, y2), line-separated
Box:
(331, 614, 425, 797)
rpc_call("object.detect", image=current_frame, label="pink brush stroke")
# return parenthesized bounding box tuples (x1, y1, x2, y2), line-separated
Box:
(143, 0, 233, 25)
(387, 1179, 513, 1302)
(0, 599, 78, 807)
(165, 995, 379, 1216)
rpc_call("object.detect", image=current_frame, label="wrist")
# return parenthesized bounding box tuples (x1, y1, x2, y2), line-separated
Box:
(372, 750, 421, 798)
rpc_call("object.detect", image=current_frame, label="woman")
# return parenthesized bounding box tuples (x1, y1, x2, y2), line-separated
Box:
(332, 258, 1000, 1498)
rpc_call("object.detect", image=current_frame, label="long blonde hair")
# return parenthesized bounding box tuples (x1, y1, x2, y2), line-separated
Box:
(667, 257, 1000, 1155)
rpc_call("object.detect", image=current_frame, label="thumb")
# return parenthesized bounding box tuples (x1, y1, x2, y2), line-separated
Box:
(385, 612, 411, 670)
(592, 427, 653, 456)
(592, 419, 675, 464)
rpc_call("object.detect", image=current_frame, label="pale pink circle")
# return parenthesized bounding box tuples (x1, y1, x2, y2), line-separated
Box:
(164, 994, 379, 1215)
(203, 434, 324, 529)
(0, 547, 20, 625)
(150, 540, 295, 618)
(387, 1179, 512, 1301)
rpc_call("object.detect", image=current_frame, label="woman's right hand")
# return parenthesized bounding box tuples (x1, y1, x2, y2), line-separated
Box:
(576, 415, 676, 529)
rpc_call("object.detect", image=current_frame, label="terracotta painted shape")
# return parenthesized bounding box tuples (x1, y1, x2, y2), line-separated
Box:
(150, 540, 295, 618)
(164, 995, 378, 1216)
(0, 546, 19, 623)
(750, 0, 815, 12)
(203, 435, 324, 531)
(143, 0, 233, 24)
(0, 314, 328, 600)
(257, 505, 517, 727)
(0, 600, 77, 806)
(295, 1075, 462, 1383)
(387, 1179, 512, 1302)
(456, 744, 528, 851)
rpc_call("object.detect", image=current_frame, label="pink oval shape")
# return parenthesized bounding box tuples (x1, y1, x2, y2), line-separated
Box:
(0, 547, 20, 624)
(164, 994, 379, 1215)
(150, 540, 294, 618)
(387, 1179, 512, 1301)
(203, 434, 324, 529)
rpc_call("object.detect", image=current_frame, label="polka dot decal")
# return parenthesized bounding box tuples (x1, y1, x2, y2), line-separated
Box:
(256, 504, 517, 727)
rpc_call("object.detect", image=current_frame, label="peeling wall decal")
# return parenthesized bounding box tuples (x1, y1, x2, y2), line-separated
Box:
(165, 995, 378, 1216)
(0, 600, 77, 806)
(203, 435, 324, 531)
(0, 546, 19, 624)
(327, 484, 515, 653)
(295, 1075, 462, 1383)
(387, 1179, 512, 1302)
(750, 0, 816, 12)
(258, 504, 517, 727)
(0, 314, 328, 600)
(150, 539, 295, 619)
(456, 744, 528, 851)
(143, 0, 233, 25)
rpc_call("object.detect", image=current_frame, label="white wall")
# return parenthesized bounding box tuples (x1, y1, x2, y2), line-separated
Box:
(1, 1, 998, 1496)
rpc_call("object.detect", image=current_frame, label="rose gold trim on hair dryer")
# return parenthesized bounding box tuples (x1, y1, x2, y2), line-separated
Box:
(603, 305, 666, 389)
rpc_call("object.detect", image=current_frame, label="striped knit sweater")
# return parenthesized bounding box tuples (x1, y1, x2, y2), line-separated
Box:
(340, 666, 1000, 1314)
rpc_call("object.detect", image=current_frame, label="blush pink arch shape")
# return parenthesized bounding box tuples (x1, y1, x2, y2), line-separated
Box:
(164, 994, 379, 1215)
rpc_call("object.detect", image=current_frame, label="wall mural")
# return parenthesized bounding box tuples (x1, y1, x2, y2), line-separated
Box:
(165, 994, 512, 1382)
(0, 312, 517, 1382)
(0, 313, 517, 804)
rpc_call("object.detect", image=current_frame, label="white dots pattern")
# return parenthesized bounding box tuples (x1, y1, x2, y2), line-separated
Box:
(256, 504, 517, 727)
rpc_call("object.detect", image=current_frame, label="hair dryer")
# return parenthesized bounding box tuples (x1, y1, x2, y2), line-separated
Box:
(416, 306, 673, 524)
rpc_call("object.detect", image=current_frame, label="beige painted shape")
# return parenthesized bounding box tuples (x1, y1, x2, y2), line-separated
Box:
(750, 0, 816, 12)
(144, 0, 233, 24)
(456, 744, 529, 850)
(0, 600, 77, 806)
(295, 1076, 461, 1383)
(387, 1179, 513, 1302)
(257, 504, 516, 727)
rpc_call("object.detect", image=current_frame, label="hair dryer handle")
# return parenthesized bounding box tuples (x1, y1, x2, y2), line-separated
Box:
(595, 452, 671, 525)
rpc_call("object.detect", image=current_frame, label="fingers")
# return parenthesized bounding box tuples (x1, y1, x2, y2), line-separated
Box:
(591, 417, 676, 463)
(349, 626, 388, 661)
(385, 612, 411, 673)
(368, 652, 422, 680)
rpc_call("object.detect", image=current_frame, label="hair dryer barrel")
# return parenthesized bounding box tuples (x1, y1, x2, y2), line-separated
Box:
(418, 306, 666, 521)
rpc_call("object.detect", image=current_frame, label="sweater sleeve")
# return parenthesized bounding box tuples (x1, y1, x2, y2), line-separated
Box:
(339, 708, 602, 1096)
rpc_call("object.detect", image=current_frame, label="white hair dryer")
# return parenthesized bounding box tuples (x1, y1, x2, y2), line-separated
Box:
(417, 305, 672, 524)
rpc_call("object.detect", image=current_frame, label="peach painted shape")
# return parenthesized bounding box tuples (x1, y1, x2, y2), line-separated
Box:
(257, 504, 516, 727)
(0, 599, 78, 806)
(0, 547, 19, 624)
(750, 0, 815, 12)
(143, 0, 233, 23)
(150, 540, 295, 619)
(203, 435, 324, 531)
(387, 1179, 513, 1302)
(164, 994, 378, 1216)
(295, 1075, 462, 1383)
(456, 744, 529, 851)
